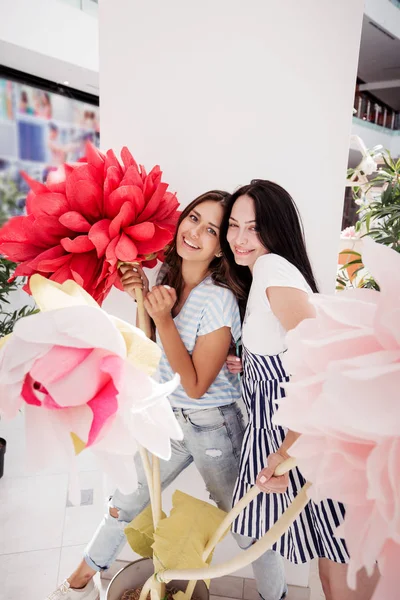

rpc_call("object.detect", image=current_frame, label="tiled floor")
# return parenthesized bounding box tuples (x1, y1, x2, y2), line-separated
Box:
(0, 413, 323, 600)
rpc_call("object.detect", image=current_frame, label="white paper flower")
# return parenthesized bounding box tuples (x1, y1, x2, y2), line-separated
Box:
(0, 275, 182, 493)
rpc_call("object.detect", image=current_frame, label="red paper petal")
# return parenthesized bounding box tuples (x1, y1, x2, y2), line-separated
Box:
(9, 247, 64, 278)
(28, 245, 67, 272)
(140, 164, 147, 181)
(13, 260, 38, 278)
(87, 378, 119, 446)
(30, 192, 70, 219)
(135, 225, 173, 255)
(59, 211, 92, 233)
(115, 233, 138, 262)
(61, 235, 95, 253)
(121, 146, 139, 172)
(104, 149, 123, 177)
(120, 165, 143, 189)
(124, 222, 155, 241)
(0, 215, 43, 261)
(85, 141, 105, 173)
(0, 243, 42, 262)
(113, 272, 124, 291)
(66, 165, 103, 219)
(25, 191, 36, 215)
(0, 214, 35, 243)
(21, 172, 49, 195)
(143, 165, 162, 201)
(88, 219, 111, 258)
(94, 260, 112, 291)
(109, 202, 136, 239)
(37, 253, 71, 273)
(158, 215, 180, 233)
(106, 186, 144, 221)
(105, 236, 119, 267)
(104, 166, 123, 212)
(70, 251, 101, 291)
(154, 192, 180, 221)
(137, 182, 169, 223)
(49, 262, 74, 284)
(33, 216, 70, 247)
(22, 374, 42, 406)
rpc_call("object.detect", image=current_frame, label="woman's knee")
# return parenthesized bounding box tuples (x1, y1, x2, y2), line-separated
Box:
(232, 532, 256, 550)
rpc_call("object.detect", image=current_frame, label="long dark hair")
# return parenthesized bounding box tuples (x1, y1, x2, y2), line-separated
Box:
(220, 179, 319, 295)
(160, 191, 246, 312)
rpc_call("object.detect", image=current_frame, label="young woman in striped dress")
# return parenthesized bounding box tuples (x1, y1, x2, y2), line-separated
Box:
(222, 180, 379, 600)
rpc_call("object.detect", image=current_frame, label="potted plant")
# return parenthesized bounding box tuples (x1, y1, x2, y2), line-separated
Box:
(338, 137, 400, 290)
(0, 255, 38, 478)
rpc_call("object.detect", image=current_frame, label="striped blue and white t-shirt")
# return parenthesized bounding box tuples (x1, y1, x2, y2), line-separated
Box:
(156, 276, 242, 408)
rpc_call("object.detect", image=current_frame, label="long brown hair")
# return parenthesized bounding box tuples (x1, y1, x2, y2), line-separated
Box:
(159, 191, 247, 315)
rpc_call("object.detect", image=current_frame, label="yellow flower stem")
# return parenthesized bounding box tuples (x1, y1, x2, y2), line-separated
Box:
(158, 481, 311, 584)
(181, 457, 297, 600)
(136, 284, 152, 339)
(152, 456, 162, 527)
(138, 445, 155, 519)
(129, 261, 164, 600)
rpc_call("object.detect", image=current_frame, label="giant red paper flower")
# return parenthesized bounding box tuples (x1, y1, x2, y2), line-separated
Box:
(0, 144, 180, 304)
(274, 239, 400, 599)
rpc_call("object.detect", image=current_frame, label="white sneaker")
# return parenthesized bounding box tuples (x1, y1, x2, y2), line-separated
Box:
(45, 578, 100, 600)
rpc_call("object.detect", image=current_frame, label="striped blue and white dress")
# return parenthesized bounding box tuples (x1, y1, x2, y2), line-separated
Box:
(231, 253, 349, 564)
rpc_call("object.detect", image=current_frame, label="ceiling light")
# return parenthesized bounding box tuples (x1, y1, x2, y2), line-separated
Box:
(63, 81, 70, 86)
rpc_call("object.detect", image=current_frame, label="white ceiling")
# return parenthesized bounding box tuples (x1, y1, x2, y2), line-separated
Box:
(358, 15, 400, 110)
(0, 40, 99, 97)
(1, 11, 400, 110)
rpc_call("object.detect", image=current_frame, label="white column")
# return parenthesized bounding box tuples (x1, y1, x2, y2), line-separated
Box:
(99, 0, 364, 585)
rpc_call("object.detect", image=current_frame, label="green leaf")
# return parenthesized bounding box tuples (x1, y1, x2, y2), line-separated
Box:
(342, 258, 363, 268)
(365, 212, 372, 232)
(338, 250, 361, 258)
(350, 266, 365, 278)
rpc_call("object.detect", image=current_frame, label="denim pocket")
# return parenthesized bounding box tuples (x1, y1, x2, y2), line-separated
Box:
(186, 407, 225, 431)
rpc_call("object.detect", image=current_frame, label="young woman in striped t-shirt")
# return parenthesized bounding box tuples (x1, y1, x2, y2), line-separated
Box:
(46, 191, 248, 600)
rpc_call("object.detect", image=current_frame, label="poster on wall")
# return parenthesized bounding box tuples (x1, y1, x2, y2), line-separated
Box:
(0, 77, 100, 225)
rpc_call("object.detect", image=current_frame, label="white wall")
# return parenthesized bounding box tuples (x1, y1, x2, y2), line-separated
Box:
(99, 0, 363, 294)
(99, 0, 364, 587)
(0, 0, 99, 93)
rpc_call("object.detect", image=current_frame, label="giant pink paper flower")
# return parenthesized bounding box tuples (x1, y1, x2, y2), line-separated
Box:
(0, 144, 180, 304)
(274, 239, 400, 599)
(0, 275, 182, 494)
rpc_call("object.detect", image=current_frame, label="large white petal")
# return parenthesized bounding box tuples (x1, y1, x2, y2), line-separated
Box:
(14, 306, 126, 357)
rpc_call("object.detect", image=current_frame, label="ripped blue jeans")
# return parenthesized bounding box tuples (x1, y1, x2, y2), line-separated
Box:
(84, 403, 245, 571)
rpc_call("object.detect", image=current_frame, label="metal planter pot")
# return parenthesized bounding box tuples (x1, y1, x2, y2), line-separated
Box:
(106, 558, 209, 600)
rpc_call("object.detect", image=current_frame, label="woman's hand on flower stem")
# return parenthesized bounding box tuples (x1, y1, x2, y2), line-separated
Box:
(256, 452, 290, 494)
(119, 263, 149, 302)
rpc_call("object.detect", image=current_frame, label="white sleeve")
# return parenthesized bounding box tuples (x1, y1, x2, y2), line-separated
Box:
(253, 254, 310, 293)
